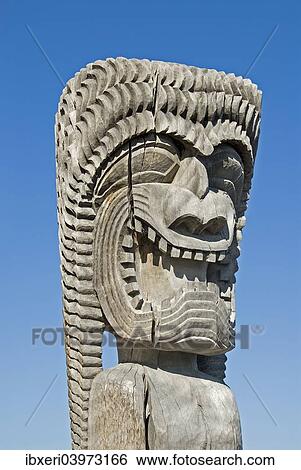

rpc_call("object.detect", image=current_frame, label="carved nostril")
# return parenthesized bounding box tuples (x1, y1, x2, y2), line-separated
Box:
(170, 215, 203, 235)
(173, 157, 209, 199)
(198, 216, 227, 235)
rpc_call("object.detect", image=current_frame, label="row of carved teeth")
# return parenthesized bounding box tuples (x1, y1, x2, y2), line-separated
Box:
(119, 235, 143, 310)
(130, 218, 228, 263)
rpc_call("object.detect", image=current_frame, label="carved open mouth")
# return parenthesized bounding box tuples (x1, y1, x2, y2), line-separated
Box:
(119, 218, 235, 352)
(120, 219, 233, 306)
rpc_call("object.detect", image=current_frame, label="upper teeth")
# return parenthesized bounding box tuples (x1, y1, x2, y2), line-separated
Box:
(129, 219, 228, 263)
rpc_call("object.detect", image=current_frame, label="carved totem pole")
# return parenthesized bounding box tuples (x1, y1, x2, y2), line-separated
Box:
(56, 58, 262, 450)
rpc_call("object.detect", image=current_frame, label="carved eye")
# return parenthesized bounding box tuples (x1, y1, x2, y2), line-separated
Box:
(202, 144, 244, 209)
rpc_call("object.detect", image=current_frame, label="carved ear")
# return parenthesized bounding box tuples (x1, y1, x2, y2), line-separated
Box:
(172, 157, 208, 199)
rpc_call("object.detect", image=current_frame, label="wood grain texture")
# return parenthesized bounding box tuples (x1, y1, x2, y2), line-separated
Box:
(88, 355, 242, 450)
(55, 58, 262, 449)
(88, 363, 146, 449)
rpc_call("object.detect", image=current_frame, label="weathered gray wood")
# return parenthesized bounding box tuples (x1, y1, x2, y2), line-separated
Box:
(88, 353, 242, 450)
(88, 364, 146, 449)
(55, 58, 261, 449)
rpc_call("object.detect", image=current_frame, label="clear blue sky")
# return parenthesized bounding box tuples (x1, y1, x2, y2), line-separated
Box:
(0, 0, 300, 450)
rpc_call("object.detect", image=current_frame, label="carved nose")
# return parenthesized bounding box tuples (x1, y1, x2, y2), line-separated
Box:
(164, 157, 233, 239)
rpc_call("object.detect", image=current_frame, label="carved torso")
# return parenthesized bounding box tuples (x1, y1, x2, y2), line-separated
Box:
(89, 353, 242, 450)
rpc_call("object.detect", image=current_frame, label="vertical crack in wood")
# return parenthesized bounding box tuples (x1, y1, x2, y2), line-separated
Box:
(152, 68, 159, 117)
(127, 140, 135, 230)
(143, 371, 150, 450)
(197, 402, 209, 449)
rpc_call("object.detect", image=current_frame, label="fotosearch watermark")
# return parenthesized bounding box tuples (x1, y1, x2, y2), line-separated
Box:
(32, 324, 265, 349)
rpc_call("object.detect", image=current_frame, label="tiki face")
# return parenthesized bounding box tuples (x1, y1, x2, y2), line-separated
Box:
(93, 134, 245, 355)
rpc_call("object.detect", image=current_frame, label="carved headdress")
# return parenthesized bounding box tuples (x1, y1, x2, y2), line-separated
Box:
(56, 58, 261, 448)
